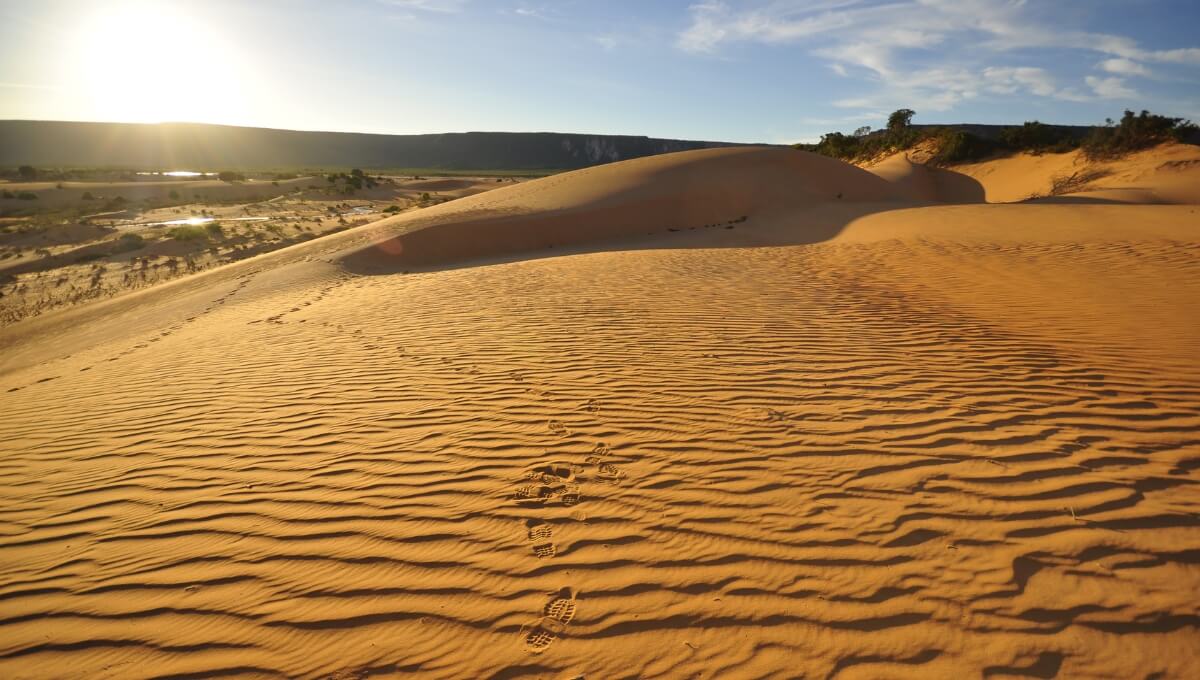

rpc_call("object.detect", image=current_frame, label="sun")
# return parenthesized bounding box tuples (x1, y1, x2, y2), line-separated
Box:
(67, 1, 251, 124)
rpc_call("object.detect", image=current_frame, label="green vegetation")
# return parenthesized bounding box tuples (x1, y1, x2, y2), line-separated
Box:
(167, 225, 209, 241)
(81, 191, 95, 200)
(800, 108, 1196, 166)
(998, 121, 1077, 153)
(17, 192, 37, 200)
(1082, 110, 1198, 160)
(205, 222, 224, 238)
(18, 165, 36, 181)
(1, 190, 12, 199)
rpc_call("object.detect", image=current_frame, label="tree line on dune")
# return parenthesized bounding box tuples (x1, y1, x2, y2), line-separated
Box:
(798, 108, 1199, 166)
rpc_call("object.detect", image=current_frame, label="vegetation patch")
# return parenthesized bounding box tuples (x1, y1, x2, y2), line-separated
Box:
(800, 108, 1196, 166)
(167, 225, 209, 241)
(112, 232, 146, 252)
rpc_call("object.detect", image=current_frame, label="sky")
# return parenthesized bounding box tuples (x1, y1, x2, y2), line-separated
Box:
(1, 0, 1198, 143)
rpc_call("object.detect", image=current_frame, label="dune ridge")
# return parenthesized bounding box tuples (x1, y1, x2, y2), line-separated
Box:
(1, 145, 1198, 679)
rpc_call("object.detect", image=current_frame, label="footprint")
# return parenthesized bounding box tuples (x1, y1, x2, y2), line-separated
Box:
(583, 399, 600, 413)
(544, 589, 578, 624)
(585, 442, 611, 465)
(521, 588, 579, 654)
(527, 519, 556, 558)
(522, 619, 564, 654)
(525, 461, 578, 484)
(547, 420, 569, 436)
(596, 462, 624, 483)
(514, 482, 582, 507)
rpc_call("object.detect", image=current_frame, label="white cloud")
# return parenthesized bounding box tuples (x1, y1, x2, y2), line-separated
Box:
(676, 0, 1197, 114)
(380, 0, 465, 12)
(1086, 75, 1138, 99)
(592, 35, 618, 51)
(1100, 58, 1151, 77)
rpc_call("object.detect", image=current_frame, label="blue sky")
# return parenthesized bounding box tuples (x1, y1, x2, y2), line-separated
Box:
(1, 0, 1198, 142)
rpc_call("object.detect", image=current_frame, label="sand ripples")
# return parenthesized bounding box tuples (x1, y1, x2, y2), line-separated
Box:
(1, 231, 1198, 678)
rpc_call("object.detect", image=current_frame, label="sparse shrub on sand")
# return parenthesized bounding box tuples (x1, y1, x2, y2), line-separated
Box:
(205, 222, 224, 238)
(18, 165, 37, 181)
(217, 170, 245, 183)
(112, 232, 146, 252)
(1, 190, 13, 199)
(17, 192, 37, 200)
(81, 191, 95, 200)
(169, 190, 180, 199)
(167, 225, 208, 241)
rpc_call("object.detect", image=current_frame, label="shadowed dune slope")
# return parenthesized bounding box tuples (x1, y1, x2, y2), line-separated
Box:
(0, 146, 1198, 679)
(863, 153, 986, 204)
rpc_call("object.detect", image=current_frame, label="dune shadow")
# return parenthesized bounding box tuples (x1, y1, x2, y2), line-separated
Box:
(338, 200, 910, 275)
(927, 166, 987, 204)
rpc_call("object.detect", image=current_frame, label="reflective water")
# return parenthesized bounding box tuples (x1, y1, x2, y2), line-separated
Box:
(136, 171, 217, 178)
(143, 216, 271, 227)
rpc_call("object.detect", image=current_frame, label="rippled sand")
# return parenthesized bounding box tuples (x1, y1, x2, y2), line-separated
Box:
(2, 147, 1198, 679)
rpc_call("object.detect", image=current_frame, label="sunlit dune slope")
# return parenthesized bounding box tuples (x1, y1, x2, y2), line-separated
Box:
(0, 145, 1198, 679)
(936, 142, 1200, 204)
(340, 146, 897, 271)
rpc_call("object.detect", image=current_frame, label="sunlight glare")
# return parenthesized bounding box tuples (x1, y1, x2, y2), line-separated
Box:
(68, 1, 250, 124)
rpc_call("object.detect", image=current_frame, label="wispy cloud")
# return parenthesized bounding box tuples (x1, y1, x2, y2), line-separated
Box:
(380, 0, 466, 13)
(676, 0, 1196, 116)
(1100, 58, 1151, 77)
(1086, 75, 1138, 99)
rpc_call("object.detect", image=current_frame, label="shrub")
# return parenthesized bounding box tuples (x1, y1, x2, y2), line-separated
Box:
(205, 222, 224, 238)
(928, 129, 997, 165)
(169, 190, 180, 199)
(217, 170, 244, 182)
(1082, 109, 1198, 160)
(17, 192, 37, 200)
(887, 109, 915, 133)
(383, 205, 401, 213)
(113, 232, 146, 252)
(81, 191, 95, 200)
(18, 165, 36, 181)
(999, 121, 1077, 153)
(167, 225, 208, 241)
(1, 190, 13, 199)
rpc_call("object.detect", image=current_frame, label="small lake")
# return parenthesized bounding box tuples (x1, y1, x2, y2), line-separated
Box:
(136, 171, 217, 178)
(134, 216, 273, 227)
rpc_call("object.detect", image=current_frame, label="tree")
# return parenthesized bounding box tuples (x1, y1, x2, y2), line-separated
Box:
(18, 165, 37, 181)
(852, 126, 872, 138)
(887, 109, 915, 132)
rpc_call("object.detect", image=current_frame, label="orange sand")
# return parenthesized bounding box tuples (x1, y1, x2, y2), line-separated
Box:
(1, 146, 1198, 679)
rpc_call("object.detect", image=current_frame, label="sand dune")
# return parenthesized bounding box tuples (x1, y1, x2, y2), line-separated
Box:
(1, 145, 1198, 679)
(343, 147, 895, 270)
(947, 143, 1200, 204)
